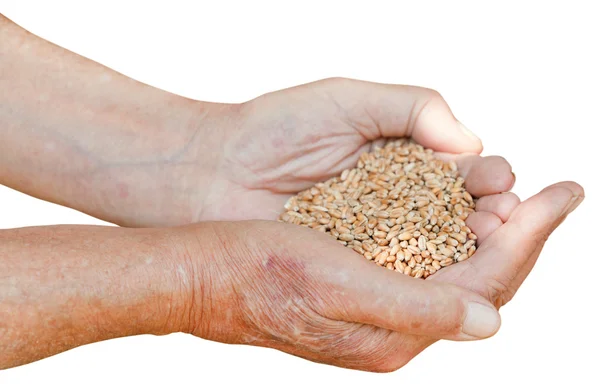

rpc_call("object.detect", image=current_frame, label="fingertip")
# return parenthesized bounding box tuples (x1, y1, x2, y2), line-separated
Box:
(504, 181, 585, 237)
(476, 193, 521, 222)
(411, 91, 482, 154)
(466, 211, 504, 243)
(466, 156, 514, 196)
(457, 122, 484, 154)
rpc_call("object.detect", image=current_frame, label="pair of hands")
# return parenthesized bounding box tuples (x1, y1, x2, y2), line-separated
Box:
(0, 16, 583, 371)
(95, 78, 586, 371)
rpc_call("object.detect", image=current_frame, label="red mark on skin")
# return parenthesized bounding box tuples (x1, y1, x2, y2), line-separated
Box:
(116, 183, 129, 199)
(262, 254, 314, 297)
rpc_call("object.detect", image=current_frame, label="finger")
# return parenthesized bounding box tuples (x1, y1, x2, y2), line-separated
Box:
(465, 211, 504, 244)
(475, 193, 521, 223)
(316, 78, 483, 154)
(460, 155, 515, 196)
(434, 153, 515, 197)
(448, 181, 584, 300)
(500, 203, 576, 306)
(489, 183, 583, 304)
(337, 261, 501, 341)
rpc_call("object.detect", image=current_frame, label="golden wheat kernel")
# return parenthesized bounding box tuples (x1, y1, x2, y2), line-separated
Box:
(457, 253, 469, 262)
(440, 258, 454, 267)
(398, 231, 413, 241)
(278, 139, 478, 279)
(468, 246, 476, 257)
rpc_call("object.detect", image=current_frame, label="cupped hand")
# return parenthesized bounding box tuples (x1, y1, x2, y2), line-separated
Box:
(389, 176, 584, 368)
(433, 180, 584, 307)
(183, 179, 583, 372)
(181, 220, 502, 372)
(199, 78, 485, 220)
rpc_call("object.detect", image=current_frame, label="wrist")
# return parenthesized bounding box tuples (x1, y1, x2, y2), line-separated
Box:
(0, 14, 237, 227)
(86, 97, 233, 228)
(79, 227, 196, 338)
(161, 222, 252, 341)
(152, 223, 223, 336)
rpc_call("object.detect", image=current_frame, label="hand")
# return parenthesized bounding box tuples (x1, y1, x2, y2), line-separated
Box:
(179, 179, 583, 372)
(176, 220, 502, 372)
(434, 180, 584, 307)
(384, 179, 584, 368)
(198, 78, 487, 220)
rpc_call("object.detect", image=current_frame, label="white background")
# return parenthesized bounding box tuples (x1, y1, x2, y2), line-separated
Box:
(0, 1, 598, 391)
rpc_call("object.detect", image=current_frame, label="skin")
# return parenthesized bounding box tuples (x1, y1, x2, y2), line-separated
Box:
(0, 14, 585, 371)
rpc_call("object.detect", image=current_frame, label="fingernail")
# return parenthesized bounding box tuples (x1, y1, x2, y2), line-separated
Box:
(457, 122, 481, 142)
(462, 303, 501, 339)
(565, 195, 584, 216)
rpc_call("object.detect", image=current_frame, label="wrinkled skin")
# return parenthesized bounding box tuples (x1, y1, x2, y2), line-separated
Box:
(169, 78, 584, 372)
(185, 179, 582, 372)
(0, 15, 584, 371)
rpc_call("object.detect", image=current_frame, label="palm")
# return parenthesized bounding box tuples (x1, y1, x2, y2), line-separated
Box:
(201, 78, 483, 221)
(200, 87, 372, 220)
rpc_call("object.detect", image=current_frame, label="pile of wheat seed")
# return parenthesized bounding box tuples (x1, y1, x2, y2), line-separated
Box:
(278, 139, 478, 279)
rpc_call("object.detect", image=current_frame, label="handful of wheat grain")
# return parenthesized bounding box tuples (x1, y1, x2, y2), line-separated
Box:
(279, 139, 478, 279)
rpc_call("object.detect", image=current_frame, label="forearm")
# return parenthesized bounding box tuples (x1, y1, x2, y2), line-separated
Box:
(0, 15, 228, 226)
(0, 224, 199, 369)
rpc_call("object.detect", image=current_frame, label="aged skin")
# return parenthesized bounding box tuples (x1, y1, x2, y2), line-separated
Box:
(0, 183, 582, 371)
(0, 14, 584, 371)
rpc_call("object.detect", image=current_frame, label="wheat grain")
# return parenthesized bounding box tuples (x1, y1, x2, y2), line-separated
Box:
(278, 139, 478, 279)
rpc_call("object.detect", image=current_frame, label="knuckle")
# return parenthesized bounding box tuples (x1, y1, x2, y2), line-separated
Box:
(339, 329, 407, 372)
(366, 354, 412, 373)
(484, 276, 511, 304)
(414, 88, 447, 110)
(533, 230, 552, 245)
(322, 76, 352, 87)
(422, 87, 444, 101)
(417, 285, 465, 335)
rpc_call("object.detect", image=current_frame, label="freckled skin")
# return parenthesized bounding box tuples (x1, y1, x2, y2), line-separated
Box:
(0, 15, 585, 373)
(411, 321, 423, 329)
(0, 181, 585, 371)
(0, 225, 188, 369)
(183, 222, 486, 371)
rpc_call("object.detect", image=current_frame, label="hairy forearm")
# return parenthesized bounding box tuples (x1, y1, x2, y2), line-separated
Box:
(0, 15, 229, 226)
(0, 224, 198, 369)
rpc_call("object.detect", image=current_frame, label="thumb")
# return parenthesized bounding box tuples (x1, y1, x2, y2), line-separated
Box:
(336, 262, 501, 341)
(319, 78, 483, 154)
